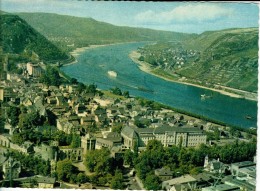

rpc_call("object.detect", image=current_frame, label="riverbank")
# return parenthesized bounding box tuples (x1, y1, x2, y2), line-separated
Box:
(129, 50, 257, 101)
(70, 44, 114, 57)
(62, 45, 112, 67)
(63, 42, 141, 67)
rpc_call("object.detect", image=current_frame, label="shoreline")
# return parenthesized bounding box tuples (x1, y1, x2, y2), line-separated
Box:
(62, 42, 138, 67)
(62, 44, 113, 67)
(129, 50, 257, 101)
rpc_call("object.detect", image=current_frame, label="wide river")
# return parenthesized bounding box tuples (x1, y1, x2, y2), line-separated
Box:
(61, 42, 257, 128)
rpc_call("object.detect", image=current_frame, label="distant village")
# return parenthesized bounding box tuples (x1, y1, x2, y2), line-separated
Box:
(0, 61, 257, 190)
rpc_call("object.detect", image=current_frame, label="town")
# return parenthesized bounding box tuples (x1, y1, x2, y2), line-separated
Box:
(137, 39, 258, 101)
(0, 60, 257, 190)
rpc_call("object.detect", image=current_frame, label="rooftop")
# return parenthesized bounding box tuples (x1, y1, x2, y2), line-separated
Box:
(163, 174, 197, 186)
(202, 184, 240, 191)
(155, 167, 173, 176)
(121, 126, 138, 139)
(153, 125, 203, 134)
(37, 177, 56, 184)
(231, 161, 255, 168)
(223, 176, 255, 191)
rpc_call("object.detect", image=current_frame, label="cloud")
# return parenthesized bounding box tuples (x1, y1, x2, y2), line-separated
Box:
(135, 4, 234, 24)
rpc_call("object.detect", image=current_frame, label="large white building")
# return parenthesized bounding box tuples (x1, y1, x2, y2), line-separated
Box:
(121, 125, 207, 150)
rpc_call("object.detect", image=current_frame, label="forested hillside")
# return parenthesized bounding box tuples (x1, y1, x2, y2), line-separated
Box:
(0, 14, 69, 62)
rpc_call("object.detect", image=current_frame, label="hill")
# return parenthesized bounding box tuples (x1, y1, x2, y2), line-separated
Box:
(137, 28, 258, 93)
(0, 14, 69, 62)
(16, 12, 197, 51)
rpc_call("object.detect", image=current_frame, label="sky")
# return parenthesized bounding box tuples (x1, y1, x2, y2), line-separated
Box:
(1, 1, 259, 33)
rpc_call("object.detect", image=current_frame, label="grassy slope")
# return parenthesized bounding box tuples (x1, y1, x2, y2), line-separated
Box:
(183, 28, 258, 51)
(179, 28, 258, 92)
(17, 12, 197, 51)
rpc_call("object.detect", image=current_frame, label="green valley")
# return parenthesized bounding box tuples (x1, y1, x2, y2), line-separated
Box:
(0, 12, 258, 97)
(16, 12, 196, 52)
(0, 2, 258, 190)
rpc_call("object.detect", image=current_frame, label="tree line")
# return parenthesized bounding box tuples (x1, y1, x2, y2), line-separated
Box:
(133, 139, 256, 190)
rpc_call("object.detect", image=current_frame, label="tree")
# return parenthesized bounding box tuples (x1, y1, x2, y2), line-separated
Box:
(70, 174, 77, 184)
(146, 139, 164, 152)
(40, 65, 62, 86)
(76, 82, 86, 94)
(70, 78, 78, 84)
(112, 123, 123, 134)
(11, 133, 24, 144)
(77, 173, 88, 184)
(190, 167, 203, 175)
(86, 83, 97, 94)
(52, 130, 70, 146)
(110, 169, 124, 189)
(164, 146, 180, 167)
(84, 148, 113, 175)
(70, 134, 81, 148)
(134, 120, 145, 128)
(0, 116, 5, 133)
(178, 136, 183, 149)
(88, 122, 98, 133)
(110, 87, 122, 95)
(0, 169, 3, 181)
(214, 128, 220, 140)
(123, 150, 135, 167)
(97, 176, 108, 186)
(138, 56, 145, 61)
(56, 159, 77, 182)
(123, 91, 130, 98)
(144, 173, 161, 190)
(18, 110, 42, 130)
(135, 140, 164, 181)
(6, 106, 20, 127)
(7, 150, 50, 176)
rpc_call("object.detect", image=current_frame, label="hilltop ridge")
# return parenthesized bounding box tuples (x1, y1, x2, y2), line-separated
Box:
(16, 12, 197, 51)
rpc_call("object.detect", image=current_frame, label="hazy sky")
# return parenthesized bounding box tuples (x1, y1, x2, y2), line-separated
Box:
(1, 0, 259, 34)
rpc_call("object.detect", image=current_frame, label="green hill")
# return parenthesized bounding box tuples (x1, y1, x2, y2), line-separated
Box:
(16, 12, 196, 51)
(183, 28, 258, 51)
(138, 28, 258, 92)
(0, 14, 69, 62)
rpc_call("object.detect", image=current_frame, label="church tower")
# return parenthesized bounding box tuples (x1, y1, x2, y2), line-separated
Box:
(204, 155, 209, 168)
(3, 55, 8, 72)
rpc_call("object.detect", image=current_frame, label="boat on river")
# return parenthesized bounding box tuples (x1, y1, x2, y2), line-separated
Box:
(245, 115, 253, 120)
(108, 71, 117, 77)
(201, 93, 213, 100)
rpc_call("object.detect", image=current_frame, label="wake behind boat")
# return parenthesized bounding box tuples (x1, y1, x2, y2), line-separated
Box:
(108, 70, 117, 77)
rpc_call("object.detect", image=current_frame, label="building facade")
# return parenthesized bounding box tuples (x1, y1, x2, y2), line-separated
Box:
(81, 134, 96, 155)
(121, 125, 206, 149)
(26, 63, 43, 77)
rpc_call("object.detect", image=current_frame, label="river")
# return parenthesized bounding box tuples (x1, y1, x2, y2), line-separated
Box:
(61, 42, 257, 128)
